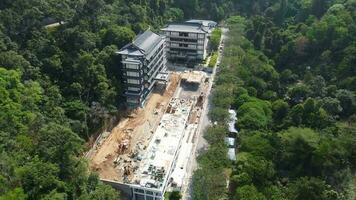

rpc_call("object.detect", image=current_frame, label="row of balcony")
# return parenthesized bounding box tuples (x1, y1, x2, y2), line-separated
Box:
(165, 33, 205, 40)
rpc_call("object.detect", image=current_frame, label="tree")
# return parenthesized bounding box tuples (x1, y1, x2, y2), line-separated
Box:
(336, 89, 355, 117)
(234, 93, 252, 108)
(164, 8, 184, 22)
(279, 127, 320, 177)
(193, 168, 227, 200)
(234, 185, 266, 200)
(309, 75, 327, 98)
(262, 186, 285, 200)
(287, 177, 339, 200)
(311, 137, 348, 177)
(272, 99, 289, 122)
(210, 28, 222, 50)
(41, 190, 67, 200)
(348, 114, 356, 127)
(240, 132, 275, 160)
(280, 69, 298, 84)
(36, 123, 83, 180)
(204, 126, 228, 144)
(237, 100, 272, 130)
(166, 191, 182, 200)
(102, 25, 135, 48)
(234, 153, 275, 187)
(212, 84, 234, 108)
(84, 184, 119, 200)
(0, 68, 42, 135)
(288, 84, 310, 104)
(321, 97, 342, 116)
(209, 107, 230, 123)
(0, 188, 26, 200)
(15, 157, 64, 200)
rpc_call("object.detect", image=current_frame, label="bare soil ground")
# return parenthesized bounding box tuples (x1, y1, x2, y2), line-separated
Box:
(89, 73, 180, 180)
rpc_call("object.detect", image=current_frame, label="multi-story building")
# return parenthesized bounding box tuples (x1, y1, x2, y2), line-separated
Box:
(161, 22, 210, 63)
(117, 30, 167, 107)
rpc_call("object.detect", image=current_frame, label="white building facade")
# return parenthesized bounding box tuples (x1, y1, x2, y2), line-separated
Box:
(161, 23, 210, 63)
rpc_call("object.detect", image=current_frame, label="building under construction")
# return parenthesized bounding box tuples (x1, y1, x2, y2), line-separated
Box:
(101, 97, 201, 200)
(91, 71, 209, 200)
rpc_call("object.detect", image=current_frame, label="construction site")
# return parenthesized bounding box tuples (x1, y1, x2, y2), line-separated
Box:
(88, 70, 209, 200)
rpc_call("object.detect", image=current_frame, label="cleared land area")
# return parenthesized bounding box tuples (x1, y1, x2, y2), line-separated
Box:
(89, 73, 180, 181)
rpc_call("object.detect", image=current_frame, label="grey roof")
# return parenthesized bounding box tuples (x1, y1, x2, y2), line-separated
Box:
(161, 23, 208, 33)
(228, 148, 236, 161)
(228, 109, 238, 133)
(186, 19, 217, 27)
(118, 30, 164, 56)
(225, 137, 236, 147)
(118, 48, 144, 56)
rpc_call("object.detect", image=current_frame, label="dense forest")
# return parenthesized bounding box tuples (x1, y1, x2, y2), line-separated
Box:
(193, 0, 356, 200)
(0, 0, 190, 199)
(0, 0, 355, 199)
(0, 0, 238, 199)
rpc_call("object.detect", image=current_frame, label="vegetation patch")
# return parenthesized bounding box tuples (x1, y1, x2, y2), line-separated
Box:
(210, 28, 222, 50)
(208, 52, 218, 68)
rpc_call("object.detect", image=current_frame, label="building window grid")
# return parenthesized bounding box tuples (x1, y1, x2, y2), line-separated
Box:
(147, 50, 165, 74)
(188, 33, 197, 38)
(147, 45, 164, 70)
(133, 188, 162, 200)
(148, 60, 163, 83)
(148, 44, 164, 63)
(170, 38, 197, 43)
(179, 32, 188, 37)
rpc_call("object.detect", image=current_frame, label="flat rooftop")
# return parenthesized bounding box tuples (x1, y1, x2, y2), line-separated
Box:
(161, 23, 208, 33)
(131, 98, 194, 190)
(155, 72, 170, 82)
(181, 71, 206, 84)
(186, 19, 217, 28)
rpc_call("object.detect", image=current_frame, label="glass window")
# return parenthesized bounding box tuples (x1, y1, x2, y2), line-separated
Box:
(128, 87, 140, 92)
(127, 71, 140, 77)
(189, 33, 197, 38)
(127, 98, 139, 104)
(127, 79, 139, 84)
(135, 194, 145, 200)
(179, 32, 188, 37)
(134, 188, 145, 193)
(126, 64, 139, 69)
(188, 44, 196, 48)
